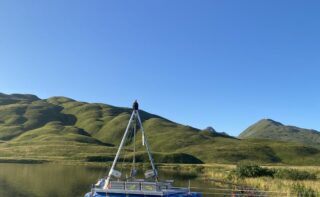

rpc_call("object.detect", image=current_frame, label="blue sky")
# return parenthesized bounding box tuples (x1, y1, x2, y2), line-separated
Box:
(0, 0, 319, 136)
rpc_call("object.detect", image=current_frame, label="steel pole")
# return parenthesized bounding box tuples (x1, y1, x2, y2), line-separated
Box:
(104, 111, 135, 189)
(136, 111, 158, 179)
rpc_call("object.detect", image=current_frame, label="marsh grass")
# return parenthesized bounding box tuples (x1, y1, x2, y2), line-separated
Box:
(203, 163, 320, 196)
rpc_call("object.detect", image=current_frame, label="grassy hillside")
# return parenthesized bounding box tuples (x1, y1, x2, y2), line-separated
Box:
(239, 119, 320, 149)
(0, 93, 320, 165)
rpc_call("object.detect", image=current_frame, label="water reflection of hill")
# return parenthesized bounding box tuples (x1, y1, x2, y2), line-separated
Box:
(0, 164, 105, 197)
(0, 163, 224, 197)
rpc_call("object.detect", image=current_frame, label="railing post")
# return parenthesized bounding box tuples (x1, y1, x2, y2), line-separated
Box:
(91, 184, 94, 197)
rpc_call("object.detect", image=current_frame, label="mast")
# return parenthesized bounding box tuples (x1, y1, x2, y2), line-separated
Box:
(103, 101, 157, 189)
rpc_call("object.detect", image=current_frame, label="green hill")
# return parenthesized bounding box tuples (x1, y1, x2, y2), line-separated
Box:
(239, 119, 320, 149)
(1, 93, 320, 165)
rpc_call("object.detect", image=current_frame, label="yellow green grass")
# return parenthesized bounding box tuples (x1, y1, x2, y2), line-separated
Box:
(203, 164, 320, 195)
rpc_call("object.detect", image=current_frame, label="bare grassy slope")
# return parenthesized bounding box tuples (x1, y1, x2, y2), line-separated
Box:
(0, 93, 320, 165)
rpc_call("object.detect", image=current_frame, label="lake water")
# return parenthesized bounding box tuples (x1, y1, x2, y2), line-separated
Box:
(0, 163, 223, 197)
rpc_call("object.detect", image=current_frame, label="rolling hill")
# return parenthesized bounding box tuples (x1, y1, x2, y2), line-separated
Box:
(239, 119, 320, 149)
(1, 93, 320, 165)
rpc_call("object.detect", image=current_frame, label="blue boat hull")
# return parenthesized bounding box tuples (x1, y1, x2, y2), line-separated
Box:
(85, 192, 202, 197)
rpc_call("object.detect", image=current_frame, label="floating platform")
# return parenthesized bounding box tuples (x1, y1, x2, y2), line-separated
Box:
(85, 180, 202, 197)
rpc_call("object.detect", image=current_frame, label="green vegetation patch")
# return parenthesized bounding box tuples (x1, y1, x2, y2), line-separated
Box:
(229, 162, 274, 178)
(229, 162, 317, 181)
(274, 169, 317, 180)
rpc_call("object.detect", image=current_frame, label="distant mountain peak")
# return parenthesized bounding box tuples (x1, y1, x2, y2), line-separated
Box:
(239, 118, 320, 149)
(203, 126, 230, 137)
(46, 96, 76, 104)
(204, 126, 216, 133)
(0, 92, 39, 100)
(0, 92, 40, 105)
(259, 119, 283, 126)
(239, 119, 286, 138)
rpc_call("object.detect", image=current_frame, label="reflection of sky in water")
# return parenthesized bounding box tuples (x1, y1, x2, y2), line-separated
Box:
(0, 164, 224, 197)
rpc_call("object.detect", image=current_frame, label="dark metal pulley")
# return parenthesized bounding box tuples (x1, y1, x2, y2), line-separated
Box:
(133, 100, 139, 110)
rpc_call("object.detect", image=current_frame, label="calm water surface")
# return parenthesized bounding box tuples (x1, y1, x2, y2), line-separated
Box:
(0, 163, 221, 197)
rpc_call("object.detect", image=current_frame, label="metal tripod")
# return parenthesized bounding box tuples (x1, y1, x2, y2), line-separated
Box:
(104, 101, 157, 189)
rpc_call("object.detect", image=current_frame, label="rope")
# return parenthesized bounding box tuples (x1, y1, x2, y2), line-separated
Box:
(119, 119, 134, 177)
(198, 192, 269, 196)
(131, 116, 136, 173)
(202, 178, 276, 195)
(197, 192, 290, 197)
(186, 186, 295, 197)
(189, 187, 289, 194)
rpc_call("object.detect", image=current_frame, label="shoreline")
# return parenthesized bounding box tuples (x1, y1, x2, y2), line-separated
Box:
(1, 158, 320, 169)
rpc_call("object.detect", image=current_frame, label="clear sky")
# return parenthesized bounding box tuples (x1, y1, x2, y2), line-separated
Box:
(0, 0, 319, 136)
